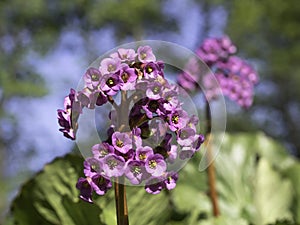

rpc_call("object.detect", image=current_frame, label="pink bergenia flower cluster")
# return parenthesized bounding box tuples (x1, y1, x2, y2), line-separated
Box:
(177, 36, 259, 108)
(57, 46, 204, 202)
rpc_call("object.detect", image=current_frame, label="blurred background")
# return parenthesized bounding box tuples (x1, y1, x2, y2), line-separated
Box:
(0, 0, 299, 221)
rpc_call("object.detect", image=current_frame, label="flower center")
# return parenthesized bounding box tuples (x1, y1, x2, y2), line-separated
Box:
(153, 86, 160, 94)
(107, 159, 117, 169)
(95, 176, 105, 185)
(108, 64, 116, 72)
(91, 74, 99, 81)
(121, 72, 129, 83)
(139, 153, 146, 161)
(131, 166, 141, 176)
(172, 115, 179, 124)
(100, 149, 108, 157)
(146, 66, 153, 73)
(149, 159, 157, 169)
(141, 53, 147, 60)
(180, 130, 189, 139)
(91, 164, 97, 172)
(149, 100, 159, 112)
(116, 139, 124, 148)
(106, 78, 115, 87)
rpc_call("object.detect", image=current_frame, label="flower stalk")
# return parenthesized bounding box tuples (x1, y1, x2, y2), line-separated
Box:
(205, 101, 220, 217)
(114, 177, 129, 225)
(115, 91, 129, 225)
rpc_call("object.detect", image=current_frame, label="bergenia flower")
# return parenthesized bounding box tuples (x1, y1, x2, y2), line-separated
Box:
(145, 154, 167, 177)
(100, 73, 123, 96)
(90, 174, 112, 195)
(111, 48, 137, 62)
(137, 45, 156, 63)
(76, 177, 93, 203)
(84, 67, 102, 89)
(100, 58, 121, 75)
(101, 154, 126, 178)
(125, 160, 148, 185)
(112, 132, 132, 154)
(177, 36, 259, 108)
(58, 45, 205, 201)
(57, 89, 81, 140)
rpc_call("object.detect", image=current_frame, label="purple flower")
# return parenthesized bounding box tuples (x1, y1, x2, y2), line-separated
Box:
(95, 90, 108, 106)
(90, 174, 112, 195)
(100, 73, 123, 96)
(177, 127, 197, 146)
(132, 127, 142, 148)
(143, 61, 164, 79)
(57, 89, 81, 140)
(142, 98, 166, 119)
(125, 160, 148, 185)
(100, 58, 121, 75)
(84, 157, 102, 177)
(112, 132, 132, 154)
(164, 172, 178, 190)
(168, 109, 189, 132)
(145, 154, 167, 177)
(92, 142, 115, 159)
(145, 177, 164, 194)
(146, 81, 163, 100)
(111, 48, 137, 62)
(167, 145, 178, 163)
(76, 177, 93, 203)
(135, 146, 154, 162)
(179, 149, 195, 160)
(119, 64, 137, 90)
(137, 46, 156, 63)
(101, 154, 125, 177)
(84, 67, 102, 89)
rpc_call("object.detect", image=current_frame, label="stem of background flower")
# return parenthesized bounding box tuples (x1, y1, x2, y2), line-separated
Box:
(205, 101, 220, 217)
(114, 91, 129, 225)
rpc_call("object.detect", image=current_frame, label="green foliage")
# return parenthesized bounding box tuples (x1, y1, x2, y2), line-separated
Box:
(6, 133, 300, 225)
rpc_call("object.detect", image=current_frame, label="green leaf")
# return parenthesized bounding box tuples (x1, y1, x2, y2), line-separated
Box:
(214, 133, 297, 224)
(9, 154, 104, 225)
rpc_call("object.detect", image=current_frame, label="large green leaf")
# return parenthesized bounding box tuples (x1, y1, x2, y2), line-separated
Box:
(215, 133, 299, 224)
(8, 154, 104, 225)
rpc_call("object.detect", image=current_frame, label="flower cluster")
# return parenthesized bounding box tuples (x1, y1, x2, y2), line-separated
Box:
(177, 36, 259, 108)
(57, 46, 204, 202)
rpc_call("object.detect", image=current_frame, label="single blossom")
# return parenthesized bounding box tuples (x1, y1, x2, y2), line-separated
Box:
(112, 132, 132, 154)
(135, 146, 154, 162)
(145, 154, 167, 177)
(125, 160, 148, 185)
(100, 73, 123, 96)
(101, 154, 126, 177)
(84, 67, 102, 89)
(84, 157, 102, 177)
(119, 64, 137, 90)
(100, 57, 121, 75)
(137, 45, 156, 63)
(164, 172, 178, 190)
(145, 177, 165, 194)
(92, 142, 115, 159)
(76, 177, 93, 203)
(90, 174, 112, 195)
(110, 48, 137, 62)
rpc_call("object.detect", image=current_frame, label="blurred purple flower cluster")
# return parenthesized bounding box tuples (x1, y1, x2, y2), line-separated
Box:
(178, 36, 259, 108)
(57, 46, 204, 202)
